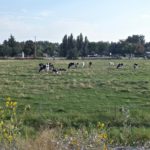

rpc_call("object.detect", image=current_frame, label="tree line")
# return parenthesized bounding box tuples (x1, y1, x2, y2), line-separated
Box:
(0, 34, 150, 59)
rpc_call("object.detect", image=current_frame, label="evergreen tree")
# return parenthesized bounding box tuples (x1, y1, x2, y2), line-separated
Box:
(60, 35, 68, 57)
(23, 40, 35, 56)
(67, 34, 78, 59)
(76, 33, 84, 56)
(82, 36, 89, 57)
(7, 35, 19, 56)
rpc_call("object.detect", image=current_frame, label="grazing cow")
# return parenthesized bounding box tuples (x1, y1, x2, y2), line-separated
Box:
(82, 62, 85, 68)
(52, 67, 66, 75)
(52, 68, 59, 74)
(39, 63, 44, 67)
(39, 63, 54, 72)
(109, 61, 115, 66)
(39, 63, 46, 72)
(89, 61, 92, 67)
(68, 62, 79, 69)
(133, 63, 138, 69)
(116, 63, 123, 69)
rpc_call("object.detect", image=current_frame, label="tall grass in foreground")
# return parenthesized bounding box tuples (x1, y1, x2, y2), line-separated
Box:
(16, 127, 150, 150)
(0, 97, 150, 149)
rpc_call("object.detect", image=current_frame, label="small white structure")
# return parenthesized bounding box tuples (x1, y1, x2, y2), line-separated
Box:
(22, 51, 24, 58)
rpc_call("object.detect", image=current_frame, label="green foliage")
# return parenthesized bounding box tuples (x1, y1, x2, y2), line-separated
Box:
(0, 97, 21, 148)
(0, 34, 148, 57)
(23, 40, 35, 56)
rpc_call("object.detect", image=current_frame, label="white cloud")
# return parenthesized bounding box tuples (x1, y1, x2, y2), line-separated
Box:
(140, 14, 150, 19)
(38, 10, 54, 17)
(1, 10, 150, 43)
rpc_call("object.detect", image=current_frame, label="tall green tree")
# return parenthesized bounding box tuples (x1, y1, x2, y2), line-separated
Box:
(0, 45, 4, 56)
(88, 42, 97, 55)
(125, 35, 145, 55)
(23, 40, 35, 56)
(2, 40, 10, 56)
(7, 35, 19, 56)
(60, 35, 68, 57)
(67, 34, 78, 59)
(81, 36, 88, 57)
(96, 41, 110, 55)
(76, 33, 84, 56)
(126, 35, 145, 44)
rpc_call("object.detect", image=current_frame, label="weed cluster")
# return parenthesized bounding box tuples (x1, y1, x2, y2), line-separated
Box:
(0, 97, 21, 149)
(53, 122, 111, 150)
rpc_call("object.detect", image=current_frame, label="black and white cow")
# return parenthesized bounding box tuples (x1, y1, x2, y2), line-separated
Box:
(39, 63, 54, 72)
(68, 62, 79, 69)
(51, 68, 66, 74)
(133, 63, 138, 69)
(116, 63, 123, 69)
(39, 63, 46, 72)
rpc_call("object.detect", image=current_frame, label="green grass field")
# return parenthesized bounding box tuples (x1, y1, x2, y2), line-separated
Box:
(0, 59, 150, 139)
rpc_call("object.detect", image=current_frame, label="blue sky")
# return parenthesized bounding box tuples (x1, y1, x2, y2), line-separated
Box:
(0, 0, 150, 43)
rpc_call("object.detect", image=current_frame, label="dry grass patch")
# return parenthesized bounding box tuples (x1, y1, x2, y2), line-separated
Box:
(18, 130, 57, 150)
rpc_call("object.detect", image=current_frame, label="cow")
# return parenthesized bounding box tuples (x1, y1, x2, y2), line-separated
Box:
(52, 68, 59, 74)
(68, 62, 79, 69)
(39, 63, 46, 72)
(51, 67, 67, 75)
(89, 61, 92, 68)
(39, 63, 54, 72)
(116, 63, 123, 69)
(109, 61, 115, 66)
(133, 63, 138, 69)
(81, 62, 85, 68)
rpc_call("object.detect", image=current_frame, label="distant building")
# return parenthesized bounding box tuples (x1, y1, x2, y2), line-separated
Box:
(145, 51, 150, 58)
(22, 51, 24, 58)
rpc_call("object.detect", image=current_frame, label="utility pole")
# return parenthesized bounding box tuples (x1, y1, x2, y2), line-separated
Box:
(34, 36, 37, 58)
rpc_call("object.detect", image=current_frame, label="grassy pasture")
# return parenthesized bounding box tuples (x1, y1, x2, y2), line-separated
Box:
(0, 59, 150, 135)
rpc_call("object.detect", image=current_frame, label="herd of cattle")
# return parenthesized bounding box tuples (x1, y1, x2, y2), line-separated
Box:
(38, 61, 93, 74)
(38, 61, 138, 74)
(109, 61, 138, 69)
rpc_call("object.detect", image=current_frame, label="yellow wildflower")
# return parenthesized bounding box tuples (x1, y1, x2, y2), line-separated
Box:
(103, 133, 107, 139)
(97, 122, 105, 129)
(13, 102, 17, 107)
(6, 97, 11, 101)
(101, 123, 105, 128)
(7, 135, 13, 143)
(6, 101, 10, 107)
(98, 133, 108, 140)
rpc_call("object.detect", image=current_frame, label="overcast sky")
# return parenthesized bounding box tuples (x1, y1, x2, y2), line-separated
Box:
(0, 0, 150, 43)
